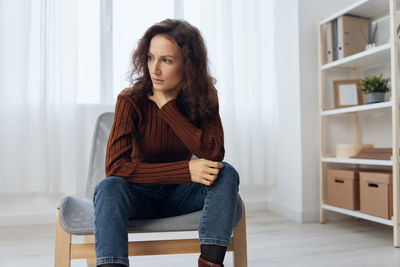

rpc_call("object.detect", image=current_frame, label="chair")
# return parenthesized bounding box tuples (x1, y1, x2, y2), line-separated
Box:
(54, 112, 248, 267)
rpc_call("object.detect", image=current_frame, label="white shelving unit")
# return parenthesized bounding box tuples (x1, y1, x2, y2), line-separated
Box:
(321, 157, 393, 166)
(320, 42, 391, 70)
(318, 0, 400, 247)
(322, 204, 393, 226)
(321, 101, 391, 115)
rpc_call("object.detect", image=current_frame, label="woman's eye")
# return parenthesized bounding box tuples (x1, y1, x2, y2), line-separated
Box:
(163, 58, 171, 63)
(147, 55, 153, 60)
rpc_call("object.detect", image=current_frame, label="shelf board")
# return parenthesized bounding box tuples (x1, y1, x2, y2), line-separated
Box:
(322, 157, 393, 166)
(322, 204, 393, 226)
(320, 43, 390, 70)
(320, 0, 390, 25)
(321, 101, 392, 116)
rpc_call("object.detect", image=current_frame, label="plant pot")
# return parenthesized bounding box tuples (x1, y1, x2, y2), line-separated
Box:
(365, 92, 385, 104)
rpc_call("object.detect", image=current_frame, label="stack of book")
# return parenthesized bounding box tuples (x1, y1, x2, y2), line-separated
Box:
(326, 15, 370, 62)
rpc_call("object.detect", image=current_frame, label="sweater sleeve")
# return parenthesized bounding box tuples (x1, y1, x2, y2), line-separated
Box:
(105, 94, 192, 184)
(158, 100, 225, 161)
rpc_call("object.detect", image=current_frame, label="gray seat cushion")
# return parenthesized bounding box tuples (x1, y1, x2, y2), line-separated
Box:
(59, 194, 243, 235)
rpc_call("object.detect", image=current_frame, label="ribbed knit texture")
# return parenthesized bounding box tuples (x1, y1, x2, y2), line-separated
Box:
(105, 92, 225, 184)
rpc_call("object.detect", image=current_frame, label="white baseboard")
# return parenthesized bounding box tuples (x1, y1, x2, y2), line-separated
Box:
(0, 189, 350, 227)
(301, 208, 350, 222)
(0, 192, 62, 227)
(267, 200, 303, 222)
(0, 212, 56, 227)
(238, 184, 269, 212)
(267, 201, 354, 223)
(244, 200, 269, 212)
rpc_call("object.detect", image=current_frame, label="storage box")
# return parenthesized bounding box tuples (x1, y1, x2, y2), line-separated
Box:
(359, 171, 393, 219)
(327, 169, 359, 210)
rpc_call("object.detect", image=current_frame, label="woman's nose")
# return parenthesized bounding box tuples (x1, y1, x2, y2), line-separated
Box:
(150, 61, 161, 75)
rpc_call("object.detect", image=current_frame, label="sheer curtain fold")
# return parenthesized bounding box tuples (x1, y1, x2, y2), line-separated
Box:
(0, 0, 83, 194)
(186, 0, 278, 185)
(0, 0, 278, 195)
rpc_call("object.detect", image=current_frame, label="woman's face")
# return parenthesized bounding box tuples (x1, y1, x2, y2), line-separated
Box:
(147, 34, 184, 94)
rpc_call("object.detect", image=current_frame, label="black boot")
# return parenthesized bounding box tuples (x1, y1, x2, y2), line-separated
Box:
(198, 255, 224, 267)
(200, 244, 227, 265)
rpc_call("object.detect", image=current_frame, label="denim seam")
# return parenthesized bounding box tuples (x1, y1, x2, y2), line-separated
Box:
(96, 256, 129, 266)
(199, 237, 231, 247)
(200, 186, 211, 239)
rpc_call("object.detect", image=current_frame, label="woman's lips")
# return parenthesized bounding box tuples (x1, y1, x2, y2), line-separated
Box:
(152, 78, 164, 84)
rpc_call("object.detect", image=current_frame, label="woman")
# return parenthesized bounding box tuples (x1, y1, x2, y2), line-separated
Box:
(93, 19, 240, 267)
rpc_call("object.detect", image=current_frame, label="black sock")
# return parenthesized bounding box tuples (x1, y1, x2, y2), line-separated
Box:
(99, 264, 125, 267)
(200, 244, 227, 265)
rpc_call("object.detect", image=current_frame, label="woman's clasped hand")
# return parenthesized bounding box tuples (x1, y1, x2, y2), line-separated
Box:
(189, 158, 224, 186)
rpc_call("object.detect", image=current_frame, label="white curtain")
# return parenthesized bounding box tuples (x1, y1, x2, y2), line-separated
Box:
(0, 0, 278, 195)
(0, 0, 86, 194)
(184, 0, 278, 185)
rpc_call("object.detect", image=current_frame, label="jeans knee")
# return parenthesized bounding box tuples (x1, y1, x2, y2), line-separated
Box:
(94, 176, 128, 201)
(219, 161, 240, 188)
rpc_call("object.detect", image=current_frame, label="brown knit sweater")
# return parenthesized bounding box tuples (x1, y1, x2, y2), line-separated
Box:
(105, 92, 225, 184)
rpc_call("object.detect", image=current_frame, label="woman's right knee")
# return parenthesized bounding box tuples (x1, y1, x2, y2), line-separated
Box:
(93, 177, 133, 222)
(94, 176, 129, 199)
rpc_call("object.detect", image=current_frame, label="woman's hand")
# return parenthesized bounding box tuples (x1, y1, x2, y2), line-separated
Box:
(189, 158, 224, 186)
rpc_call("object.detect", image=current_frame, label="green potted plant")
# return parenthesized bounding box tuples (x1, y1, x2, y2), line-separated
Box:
(360, 74, 390, 104)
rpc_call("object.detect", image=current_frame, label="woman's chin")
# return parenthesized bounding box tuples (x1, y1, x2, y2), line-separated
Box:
(152, 84, 166, 90)
(152, 86, 164, 91)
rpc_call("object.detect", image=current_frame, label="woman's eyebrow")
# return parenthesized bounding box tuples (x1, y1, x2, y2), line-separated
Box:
(147, 52, 176, 58)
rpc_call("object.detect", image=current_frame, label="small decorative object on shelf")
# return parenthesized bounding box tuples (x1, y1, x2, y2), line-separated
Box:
(359, 74, 390, 104)
(351, 147, 395, 160)
(361, 22, 377, 50)
(333, 79, 363, 108)
(336, 144, 373, 158)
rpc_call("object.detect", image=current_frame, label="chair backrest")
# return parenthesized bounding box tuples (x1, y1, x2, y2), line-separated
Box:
(84, 111, 198, 200)
(85, 112, 114, 200)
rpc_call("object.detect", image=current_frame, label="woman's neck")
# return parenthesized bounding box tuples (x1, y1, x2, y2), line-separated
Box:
(152, 89, 178, 100)
(148, 88, 179, 108)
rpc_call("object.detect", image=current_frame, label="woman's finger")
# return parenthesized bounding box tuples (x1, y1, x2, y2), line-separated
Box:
(204, 173, 217, 182)
(202, 178, 213, 186)
(206, 160, 224, 169)
(207, 167, 220, 175)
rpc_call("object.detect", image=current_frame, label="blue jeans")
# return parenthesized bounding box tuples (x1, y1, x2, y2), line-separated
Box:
(93, 161, 240, 267)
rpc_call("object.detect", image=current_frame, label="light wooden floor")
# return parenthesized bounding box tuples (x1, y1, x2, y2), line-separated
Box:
(1, 209, 400, 267)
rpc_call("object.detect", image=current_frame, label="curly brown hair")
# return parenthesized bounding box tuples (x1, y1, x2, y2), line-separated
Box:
(125, 19, 219, 123)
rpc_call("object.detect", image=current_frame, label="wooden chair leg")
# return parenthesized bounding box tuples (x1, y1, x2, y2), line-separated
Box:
(233, 201, 248, 267)
(84, 235, 96, 266)
(54, 210, 71, 267)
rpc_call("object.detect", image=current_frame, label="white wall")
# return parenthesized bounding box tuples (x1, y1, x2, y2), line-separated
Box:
(298, 0, 359, 222)
(265, 0, 303, 221)
(265, 0, 359, 222)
